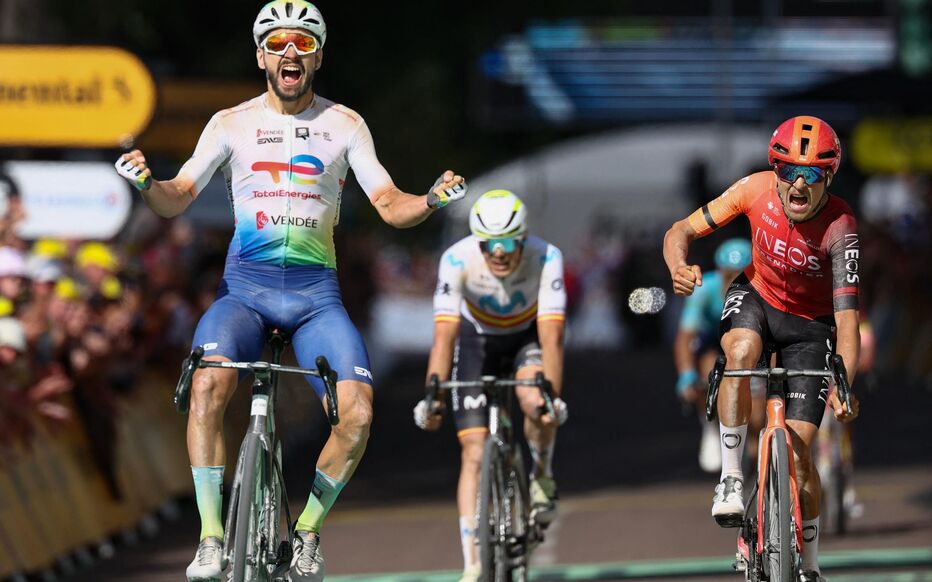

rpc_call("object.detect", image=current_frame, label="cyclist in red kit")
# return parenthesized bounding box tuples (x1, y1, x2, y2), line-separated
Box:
(663, 116, 861, 582)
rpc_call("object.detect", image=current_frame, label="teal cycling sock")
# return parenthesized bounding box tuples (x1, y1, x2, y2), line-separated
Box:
(192, 466, 225, 540)
(295, 468, 345, 533)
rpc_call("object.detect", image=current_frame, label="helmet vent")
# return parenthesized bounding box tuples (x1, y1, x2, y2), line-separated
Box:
(802, 123, 813, 131)
(817, 150, 836, 160)
(298, 7, 308, 19)
(285, 2, 293, 17)
(270, 7, 280, 18)
(259, 18, 274, 25)
(800, 137, 810, 156)
(304, 18, 320, 24)
(772, 143, 789, 155)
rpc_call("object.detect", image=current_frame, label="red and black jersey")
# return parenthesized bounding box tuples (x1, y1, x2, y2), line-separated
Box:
(687, 171, 859, 320)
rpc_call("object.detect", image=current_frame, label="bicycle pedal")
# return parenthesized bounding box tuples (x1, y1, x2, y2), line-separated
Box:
(714, 514, 744, 528)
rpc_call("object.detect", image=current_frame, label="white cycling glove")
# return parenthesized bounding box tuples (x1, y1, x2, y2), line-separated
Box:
(552, 398, 569, 426)
(413, 398, 444, 431)
(426, 174, 467, 209)
(114, 156, 152, 191)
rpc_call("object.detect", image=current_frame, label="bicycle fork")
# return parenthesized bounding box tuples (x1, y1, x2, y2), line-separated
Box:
(756, 397, 803, 559)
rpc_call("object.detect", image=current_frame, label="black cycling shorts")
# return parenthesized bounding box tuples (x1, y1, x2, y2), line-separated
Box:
(450, 323, 542, 436)
(720, 276, 835, 426)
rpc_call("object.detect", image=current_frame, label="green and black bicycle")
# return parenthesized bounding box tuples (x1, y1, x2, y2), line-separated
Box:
(175, 331, 339, 582)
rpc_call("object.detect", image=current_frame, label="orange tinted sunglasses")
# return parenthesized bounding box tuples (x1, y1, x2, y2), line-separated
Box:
(261, 32, 320, 55)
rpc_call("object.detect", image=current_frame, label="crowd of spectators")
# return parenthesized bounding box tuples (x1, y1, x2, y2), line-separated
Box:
(0, 168, 225, 500)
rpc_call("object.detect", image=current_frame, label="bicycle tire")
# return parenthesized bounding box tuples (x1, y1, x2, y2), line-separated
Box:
(510, 448, 531, 582)
(763, 430, 795, 582)
(231, 433, 268, 582)
(478, 437, 508, 582)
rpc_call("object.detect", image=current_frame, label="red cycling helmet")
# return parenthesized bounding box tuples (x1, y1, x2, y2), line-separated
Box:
(768, 116, 841, 174)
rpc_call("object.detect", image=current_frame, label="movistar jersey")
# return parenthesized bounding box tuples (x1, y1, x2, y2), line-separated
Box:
(179, 94, 395, 268)
(434, 235, 566, 335)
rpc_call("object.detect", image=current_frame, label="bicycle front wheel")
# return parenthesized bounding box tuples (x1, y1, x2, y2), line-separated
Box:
(231, 433, 269, 582)
(763, 430, 796, 582)
(478, 437, 508, 582)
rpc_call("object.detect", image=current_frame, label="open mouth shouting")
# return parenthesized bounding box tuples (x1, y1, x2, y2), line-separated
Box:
(279, 62, 305, 88)
(787, 188, 810, 214)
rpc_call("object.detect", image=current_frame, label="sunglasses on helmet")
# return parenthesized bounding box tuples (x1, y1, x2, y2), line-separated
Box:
(478, 237, 523, 254)
(261, 31, 320, 56)
(774, 162, 828, 186)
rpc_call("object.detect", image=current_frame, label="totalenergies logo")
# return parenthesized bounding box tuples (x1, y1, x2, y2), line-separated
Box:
(252, 154, 324, 185)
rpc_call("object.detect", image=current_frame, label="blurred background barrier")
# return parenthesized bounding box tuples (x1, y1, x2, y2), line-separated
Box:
(0, 373, 190, 579)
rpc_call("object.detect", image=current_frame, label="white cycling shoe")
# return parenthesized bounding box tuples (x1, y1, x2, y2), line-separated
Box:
(711, 476, 744, 528)
(799, 570, 827, 582)
(186, 536, 225, 581)
(289, 530, 325, 582)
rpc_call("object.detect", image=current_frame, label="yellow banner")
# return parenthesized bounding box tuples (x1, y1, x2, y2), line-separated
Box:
(851, 118, 932, 174)
(0, 46, 156, 148)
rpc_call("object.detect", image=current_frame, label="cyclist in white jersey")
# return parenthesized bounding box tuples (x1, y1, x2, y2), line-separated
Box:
(413, 190, 568, 582)
(115, 3, 466, 581)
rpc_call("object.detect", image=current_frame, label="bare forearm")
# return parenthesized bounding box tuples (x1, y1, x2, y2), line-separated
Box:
(663, 220, 695, 277)
(539, 321, 565, 396)
(375, 188, 435, 228)
(674, 331, 697, 374)
(426, 323, 458, 382)
(835, 310, 860, 386)
(141, 179, 195, 218)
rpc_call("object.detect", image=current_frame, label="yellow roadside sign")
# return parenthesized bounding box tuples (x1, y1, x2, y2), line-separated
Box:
(851, 118, 932, 174)
(0, 45, 156, 148)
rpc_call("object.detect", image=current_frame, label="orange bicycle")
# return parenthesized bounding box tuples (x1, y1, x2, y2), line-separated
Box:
(706, 353, 852, 582)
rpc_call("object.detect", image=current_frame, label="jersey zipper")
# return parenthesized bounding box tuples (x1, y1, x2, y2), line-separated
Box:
(283, 115, 294, 265)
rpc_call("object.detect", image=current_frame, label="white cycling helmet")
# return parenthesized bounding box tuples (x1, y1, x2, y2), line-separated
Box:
(253, 0, 327, 47)
(469, 190, 528, 239)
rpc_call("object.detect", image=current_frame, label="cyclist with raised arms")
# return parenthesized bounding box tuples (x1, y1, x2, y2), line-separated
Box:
(663, 116, 861, 582)
(116, 2, 466, 581)
(673, 238, 765, 473)
(414, 190, 567, 582)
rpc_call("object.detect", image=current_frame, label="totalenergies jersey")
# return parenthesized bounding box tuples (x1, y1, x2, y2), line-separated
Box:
(687, 171, 859, 320)
(434, 235, 566, 335)
(179, 93, 394, 268)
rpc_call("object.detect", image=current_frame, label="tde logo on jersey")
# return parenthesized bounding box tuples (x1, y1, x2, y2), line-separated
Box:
(252, 154, 324, 185)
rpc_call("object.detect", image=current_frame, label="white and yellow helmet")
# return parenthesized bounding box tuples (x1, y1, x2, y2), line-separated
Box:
(469, 190, 528, 239)
(253, 0, 327, 47)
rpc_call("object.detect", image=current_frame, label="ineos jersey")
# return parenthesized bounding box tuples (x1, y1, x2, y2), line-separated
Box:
(687, 171, 859, 320)
(179, 94, 394, 268)
(433, 235, 566, 335)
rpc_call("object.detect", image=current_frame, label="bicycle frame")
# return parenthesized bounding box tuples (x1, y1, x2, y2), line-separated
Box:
(755, 387, 804, 558)
(221, 336, 291, 572)
(706, 354, 852, 580)
(174, 334, 340, 581)
(426, 373, 555, 582)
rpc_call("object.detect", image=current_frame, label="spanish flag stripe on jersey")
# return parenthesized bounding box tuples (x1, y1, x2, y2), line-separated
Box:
(465, 300, 538, 328)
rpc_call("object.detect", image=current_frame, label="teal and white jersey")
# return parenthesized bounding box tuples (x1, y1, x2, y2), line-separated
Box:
(434, 235, 566, 335)
(179, 93, 394, 268)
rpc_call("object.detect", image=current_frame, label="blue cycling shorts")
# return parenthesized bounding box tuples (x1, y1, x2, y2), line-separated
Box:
(192, 258, 373, 398)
